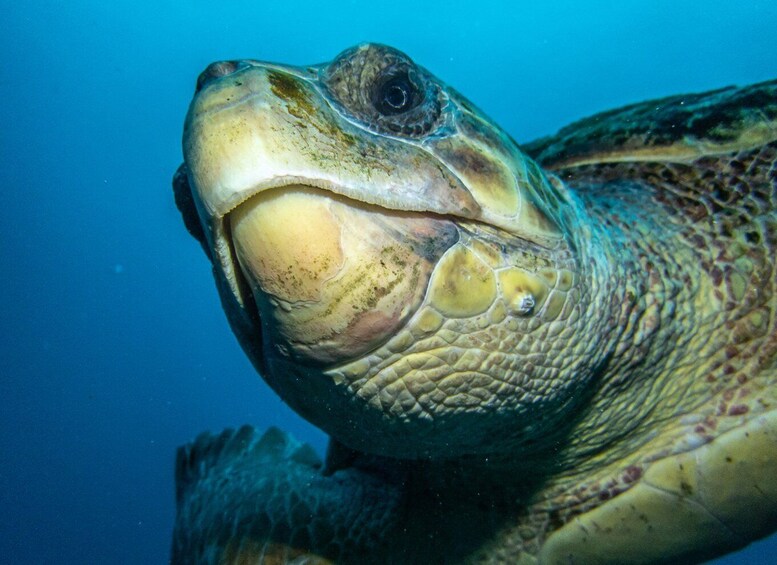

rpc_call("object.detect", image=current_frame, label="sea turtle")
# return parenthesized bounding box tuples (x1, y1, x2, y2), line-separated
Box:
(171, 44, 777, 563)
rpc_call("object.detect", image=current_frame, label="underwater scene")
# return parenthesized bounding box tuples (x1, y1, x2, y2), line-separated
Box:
(2, 0, 776, 562)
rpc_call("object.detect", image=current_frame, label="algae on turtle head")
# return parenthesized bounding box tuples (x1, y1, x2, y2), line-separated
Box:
(173, 43, 777, 563)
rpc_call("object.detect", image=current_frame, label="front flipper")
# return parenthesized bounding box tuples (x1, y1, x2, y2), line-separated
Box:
(524, 78, 777, 168)
(172, 426, 405, 564)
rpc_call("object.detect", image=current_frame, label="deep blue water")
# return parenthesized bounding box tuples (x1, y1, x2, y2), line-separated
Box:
(1, 1, 775, 563)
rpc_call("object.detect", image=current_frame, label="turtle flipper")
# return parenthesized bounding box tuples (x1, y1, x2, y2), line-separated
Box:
(172, 426, 404, 564)
(524, 78, 777, 169)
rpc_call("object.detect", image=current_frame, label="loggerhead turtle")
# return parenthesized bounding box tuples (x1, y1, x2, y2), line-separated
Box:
(171, 44, 777, 563)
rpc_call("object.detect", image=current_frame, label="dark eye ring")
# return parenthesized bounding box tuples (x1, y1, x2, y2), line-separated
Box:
(375, 74, 417, 115)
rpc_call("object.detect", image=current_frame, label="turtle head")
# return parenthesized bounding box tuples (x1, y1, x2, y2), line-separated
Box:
(177, 44, 591, 459)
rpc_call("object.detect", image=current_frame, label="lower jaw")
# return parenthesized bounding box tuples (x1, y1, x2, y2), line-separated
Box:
(228, 184, 459, 365)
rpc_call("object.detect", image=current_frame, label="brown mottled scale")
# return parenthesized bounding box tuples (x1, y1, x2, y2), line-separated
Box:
(173, 60, 777, 564)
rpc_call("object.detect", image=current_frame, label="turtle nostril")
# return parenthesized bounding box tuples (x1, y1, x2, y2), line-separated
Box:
(195, 61, 239, 93)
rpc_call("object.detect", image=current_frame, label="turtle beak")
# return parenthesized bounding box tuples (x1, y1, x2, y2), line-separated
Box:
(182, 63, 480, 224)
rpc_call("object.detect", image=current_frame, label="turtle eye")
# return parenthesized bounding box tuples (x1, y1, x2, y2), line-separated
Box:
(375, 74, 418, 115)
(322, 43, 444, 138)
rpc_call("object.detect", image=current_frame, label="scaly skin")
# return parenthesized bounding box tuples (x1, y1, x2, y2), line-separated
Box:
(172, 45, 777, 563)
(486, 140, 777, 563)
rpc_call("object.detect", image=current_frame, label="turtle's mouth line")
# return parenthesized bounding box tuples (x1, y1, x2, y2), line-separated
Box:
(219, 177, 464, 221)
(218, 177, 537, 244)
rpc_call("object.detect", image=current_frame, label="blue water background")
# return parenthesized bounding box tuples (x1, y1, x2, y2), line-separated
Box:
(1, 1, 775, 562)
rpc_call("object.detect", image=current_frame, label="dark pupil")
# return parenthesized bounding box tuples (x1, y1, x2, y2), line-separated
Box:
(385, 85, 407, 109)
(378, 75, 415, 115)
